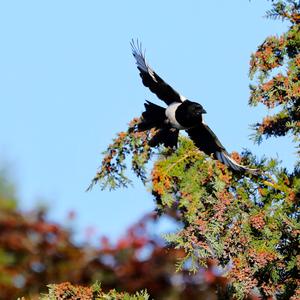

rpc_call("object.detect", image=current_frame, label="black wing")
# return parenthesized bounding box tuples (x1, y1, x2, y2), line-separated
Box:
(131, 40, 186, 105)
(187, 123, 225, 156)
(187, 123, 258, 174)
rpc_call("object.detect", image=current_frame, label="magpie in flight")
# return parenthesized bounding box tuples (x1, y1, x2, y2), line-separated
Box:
(131, 40, 257, 175)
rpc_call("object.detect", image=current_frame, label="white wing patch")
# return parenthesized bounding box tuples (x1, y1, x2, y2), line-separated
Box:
(216, 151, 257, 174)
(216, 151, 241, 171)
(131, 39, 157, 82)
(179, 94, 187, 101)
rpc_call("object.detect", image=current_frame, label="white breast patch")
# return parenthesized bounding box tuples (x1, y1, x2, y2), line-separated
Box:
(165, 102, 186, 129)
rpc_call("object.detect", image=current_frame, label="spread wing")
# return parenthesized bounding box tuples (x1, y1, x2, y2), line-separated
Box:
(187, 123, 226, 157)
(187, 123, 258, 174)
(131, 39, 186, 105)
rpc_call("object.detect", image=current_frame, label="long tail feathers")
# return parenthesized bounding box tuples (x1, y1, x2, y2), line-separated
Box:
(137, 101, 166, 131)
(215, 151, 259, 175)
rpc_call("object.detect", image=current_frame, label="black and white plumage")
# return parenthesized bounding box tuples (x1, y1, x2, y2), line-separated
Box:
(131, 40, 257, 175)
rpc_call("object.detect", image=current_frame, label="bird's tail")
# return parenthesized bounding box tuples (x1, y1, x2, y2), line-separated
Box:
(215, 151, 259, 176)
(138, 100, 166, 131)
(138, 101, 179, 148)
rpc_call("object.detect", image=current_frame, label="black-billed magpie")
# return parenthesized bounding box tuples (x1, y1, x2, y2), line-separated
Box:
(131, 40, 257, 175)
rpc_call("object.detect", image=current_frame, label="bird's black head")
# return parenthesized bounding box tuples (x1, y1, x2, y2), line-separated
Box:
(175, 100, 207, 128)
(187, 101, 207, 118)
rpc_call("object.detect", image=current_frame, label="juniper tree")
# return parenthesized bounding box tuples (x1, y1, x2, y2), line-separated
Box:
(90, 1, 300, 299)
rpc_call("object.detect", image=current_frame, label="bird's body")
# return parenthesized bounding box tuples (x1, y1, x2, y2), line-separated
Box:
(131, 40, 257, 175)
(165, 102, 185, 130)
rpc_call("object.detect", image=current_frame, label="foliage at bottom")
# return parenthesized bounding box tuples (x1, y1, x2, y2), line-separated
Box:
(37, 282, 150, 300)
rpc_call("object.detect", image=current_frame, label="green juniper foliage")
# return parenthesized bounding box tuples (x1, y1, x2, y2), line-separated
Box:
(87, 118, 154, 191)
(91, 128, 299, 299)
(250, 0, 300, 166)
(37, 282, 150, 300)
(90, 1, 299, 299)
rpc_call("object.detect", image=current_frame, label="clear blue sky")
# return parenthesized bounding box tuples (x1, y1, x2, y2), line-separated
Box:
(0, 1, 294, 243)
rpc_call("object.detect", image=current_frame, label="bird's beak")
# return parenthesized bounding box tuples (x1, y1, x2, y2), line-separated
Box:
(202, 108, 207, 114)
